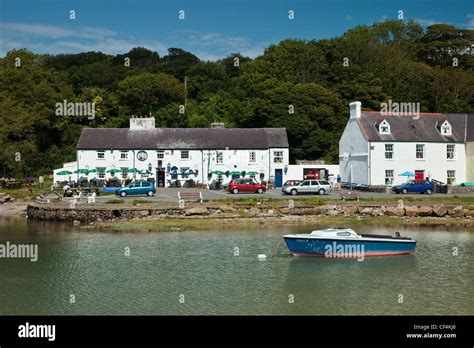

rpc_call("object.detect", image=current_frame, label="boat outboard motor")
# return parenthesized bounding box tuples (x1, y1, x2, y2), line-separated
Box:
(395, 232, 401, 238)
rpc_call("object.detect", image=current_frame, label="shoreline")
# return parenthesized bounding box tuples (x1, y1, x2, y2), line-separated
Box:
(93, 214, 474, 232)
(19, 200, 474, 231)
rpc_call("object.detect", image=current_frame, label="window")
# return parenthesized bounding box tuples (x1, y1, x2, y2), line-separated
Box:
(385, 144, 394, 159)
(416, 144, 424, 159)
(120, 150, 128, 160)
(181, 150, 189, 160)
(440, 121, 452, 136)
(249, 151, 256, 163)
(273, 151, 284, 163)
(120, 168, 128, 179)
(157, 150, 164, 159)
(97, 167, 106, 179)
(447, 145, 455, 160)
(319, 180, 330, 185)
(385, 170, 394, 185)
(379, 120, 390, 134)
(301, 181, 310, 186)
(216, 151, 223, 164)
(97, 151, 105, 159)
(447, 170, 456, 185)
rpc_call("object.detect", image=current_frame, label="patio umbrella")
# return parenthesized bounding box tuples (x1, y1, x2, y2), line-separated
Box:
(230, 171, 241, 176)
(210, 170, 225, 175)
(106, 169, 121, 174)
(247, 171, 258, 175)
(127, 168, 141, 173)
(399, 171, 415, 177)
(88, 169, 98, 173)
(57, 170, 73, 176)
(74, 169, 89, 174)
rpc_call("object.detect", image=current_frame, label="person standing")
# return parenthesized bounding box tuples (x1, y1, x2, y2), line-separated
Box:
(38, 175, 44, 189)
(336, 174, 342, 190)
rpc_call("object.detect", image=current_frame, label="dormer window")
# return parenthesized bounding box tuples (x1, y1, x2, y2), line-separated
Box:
(378, 119, 390, 134)
(440, 120, 452, 136)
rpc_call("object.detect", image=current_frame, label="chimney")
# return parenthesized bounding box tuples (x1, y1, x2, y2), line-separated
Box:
(349, 101, 361, 119)
(210, 122, 225, 129)
(130, 115, 156, 130)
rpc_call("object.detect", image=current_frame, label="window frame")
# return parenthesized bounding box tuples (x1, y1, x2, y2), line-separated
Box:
(385, 144, 394, 159)
(273, 150, 284, 164)
(416, 144, 425, 159)
(180, 150, 189, 160)
(446, 144, 455, 160)
(385, 169, 394, 185)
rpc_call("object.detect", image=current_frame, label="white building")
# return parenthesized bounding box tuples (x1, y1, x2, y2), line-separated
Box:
(339, 101, 474, 186)
(55, 117, 289, 188)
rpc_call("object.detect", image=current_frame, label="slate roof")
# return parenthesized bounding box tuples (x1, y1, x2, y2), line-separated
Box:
(358, 112, 474, 143)
(77, 128, 289, 150)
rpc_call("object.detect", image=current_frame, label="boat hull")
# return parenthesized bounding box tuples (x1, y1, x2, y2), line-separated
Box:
(284, 237, 416, 257)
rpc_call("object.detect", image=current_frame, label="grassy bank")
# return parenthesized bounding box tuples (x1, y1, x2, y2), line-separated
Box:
(96, 215, 474, 232)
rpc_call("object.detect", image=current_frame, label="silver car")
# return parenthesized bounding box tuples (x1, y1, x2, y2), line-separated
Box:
(282, 180, 332, 196)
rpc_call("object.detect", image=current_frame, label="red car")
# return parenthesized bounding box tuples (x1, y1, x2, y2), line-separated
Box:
(229, 179, 266, 194)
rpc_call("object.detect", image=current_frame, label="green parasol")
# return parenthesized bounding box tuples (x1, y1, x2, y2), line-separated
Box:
(57, 170, 73, 175)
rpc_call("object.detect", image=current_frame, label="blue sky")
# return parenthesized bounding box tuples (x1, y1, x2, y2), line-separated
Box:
(1, 0, 473, 60)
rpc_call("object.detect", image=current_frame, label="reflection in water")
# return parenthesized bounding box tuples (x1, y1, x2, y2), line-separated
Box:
(0, 218, 472, 315)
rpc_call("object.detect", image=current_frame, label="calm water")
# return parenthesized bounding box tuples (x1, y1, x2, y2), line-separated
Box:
(0, 217, 472, 315)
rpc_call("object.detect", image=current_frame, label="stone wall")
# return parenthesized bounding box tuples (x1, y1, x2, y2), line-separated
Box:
(26, 202, 474, 223)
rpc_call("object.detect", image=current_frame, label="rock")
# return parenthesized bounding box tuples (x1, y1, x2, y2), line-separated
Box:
(73, 220, 80, 226)
(307, 207, 323, 215)
(267, 209, 277, 215)
(404, 206, 420, 217)
(185, 206, 208, 216)
(433, 204, 447, 217)
(418, 206, 433, 217)
(218, 205, 235, 212)
(327, 209, 340, 216)
(371, 208, 384, 216)
(139, 210, 149, 217)
(280, 208, 290, 214)
(448, 206, 464, 218)
(0, 194, 11, 203)
(341, 206, 358, 215)
(96, 217, 102, 222)
(464, 209, 474, 217)
(358, 207, 373, 215)
(397, 199, 405, 211)
(384, 206, 402, 217)
(0, 192, 6, 197)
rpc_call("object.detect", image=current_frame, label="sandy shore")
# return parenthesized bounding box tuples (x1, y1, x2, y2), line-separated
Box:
(0, 203, 28, 217)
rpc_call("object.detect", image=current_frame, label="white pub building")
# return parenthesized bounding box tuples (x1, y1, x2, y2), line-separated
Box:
(55, 117, 289, 188)
(339, 101, 474, 186)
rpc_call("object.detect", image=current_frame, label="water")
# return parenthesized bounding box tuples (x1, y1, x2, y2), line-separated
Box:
(0, 217, 472, 315)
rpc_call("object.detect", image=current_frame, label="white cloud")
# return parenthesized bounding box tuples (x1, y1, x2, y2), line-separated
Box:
(0, 22, 264, 60)
(467, 13, 474, 29)
(413, 18, 442, 27)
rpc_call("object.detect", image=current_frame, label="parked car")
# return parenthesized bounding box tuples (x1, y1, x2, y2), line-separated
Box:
(282, 180, 332, 195)
(391, 180, 435, 194)
(229, 179, 266, 194)
(115, 180, 156, 197)
(283, 180, 302, 187)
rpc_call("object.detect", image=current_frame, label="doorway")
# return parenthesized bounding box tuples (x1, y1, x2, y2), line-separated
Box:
(275, 169, 283, 187)
(415, 170, 425, 180)
(156, 169, 165, 187)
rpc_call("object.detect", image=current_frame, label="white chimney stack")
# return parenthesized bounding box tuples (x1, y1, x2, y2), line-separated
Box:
(349, 101, 361, 119)
(130, 116, 155, 130)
